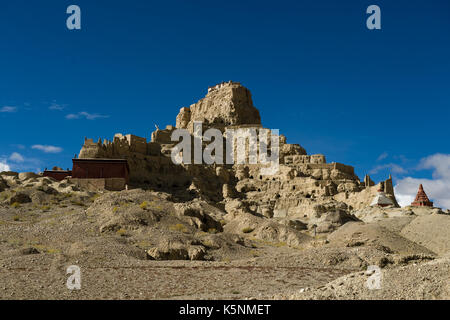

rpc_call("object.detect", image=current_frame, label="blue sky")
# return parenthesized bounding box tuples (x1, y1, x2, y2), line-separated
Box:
(1, 0, 449, 207)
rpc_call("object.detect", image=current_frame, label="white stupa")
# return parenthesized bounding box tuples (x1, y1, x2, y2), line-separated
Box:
(370, 187, 394, 207)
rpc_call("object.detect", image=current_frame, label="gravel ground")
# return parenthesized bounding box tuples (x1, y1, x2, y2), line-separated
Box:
(1, 189, 448, 300)
(0, 202, 357, 300)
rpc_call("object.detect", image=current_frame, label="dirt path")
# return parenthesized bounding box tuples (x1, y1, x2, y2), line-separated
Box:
(0, 262, 354, 299)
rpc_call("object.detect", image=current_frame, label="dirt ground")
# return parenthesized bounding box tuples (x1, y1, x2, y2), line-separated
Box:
(0, 183, 449, 300)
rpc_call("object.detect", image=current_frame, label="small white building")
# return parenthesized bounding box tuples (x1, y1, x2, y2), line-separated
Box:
(370, 190, 394, 207)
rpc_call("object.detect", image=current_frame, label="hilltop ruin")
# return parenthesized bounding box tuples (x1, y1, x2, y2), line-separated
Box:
(75, 81, 399, 233)
(2, 82, 450, 300)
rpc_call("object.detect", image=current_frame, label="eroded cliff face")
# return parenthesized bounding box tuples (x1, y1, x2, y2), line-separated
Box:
(176, 81, 261, 133)
(77, 81, 399, 233)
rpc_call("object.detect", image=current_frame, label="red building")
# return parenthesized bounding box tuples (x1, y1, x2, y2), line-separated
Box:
(411, 184, 433, 207)
(43, 169, 72, 181)
(72, 158, 130, 184)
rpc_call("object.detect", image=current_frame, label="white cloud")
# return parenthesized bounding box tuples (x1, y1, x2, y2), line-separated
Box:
(395, 191, 415, 208)
(0, 160, 10, 172)
(0, 106, 17, 113)
(419, 153, 450, 180)
(66, 111, 109, 120)
(3, 156, 42, 172)
(377, 152, 388, 161)
(49, 102, 66, 111)
(370, 163, 407, 175)
(32, 145, 63, 153)
(9, 152, 24, 163)
(395, 153, 450, 209)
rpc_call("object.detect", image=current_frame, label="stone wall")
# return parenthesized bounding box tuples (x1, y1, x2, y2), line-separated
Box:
(333, 176, 398, 210)
(79, 133, 163, 160)
(70, 178, 126, 192)
(125, 134, 147, 154)
(284, 154, 326, 165)
(151, 126, 176, 144)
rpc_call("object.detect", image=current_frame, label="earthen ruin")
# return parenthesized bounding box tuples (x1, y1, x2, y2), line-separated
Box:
(74, 81, 400, 229)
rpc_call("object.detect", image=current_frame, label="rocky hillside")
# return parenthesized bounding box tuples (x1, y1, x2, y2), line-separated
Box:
(1, 82, 448, 299)
(0, 169, 449, 299)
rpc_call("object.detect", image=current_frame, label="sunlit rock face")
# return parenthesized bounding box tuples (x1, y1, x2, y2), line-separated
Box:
(176, 81, 261, 133)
